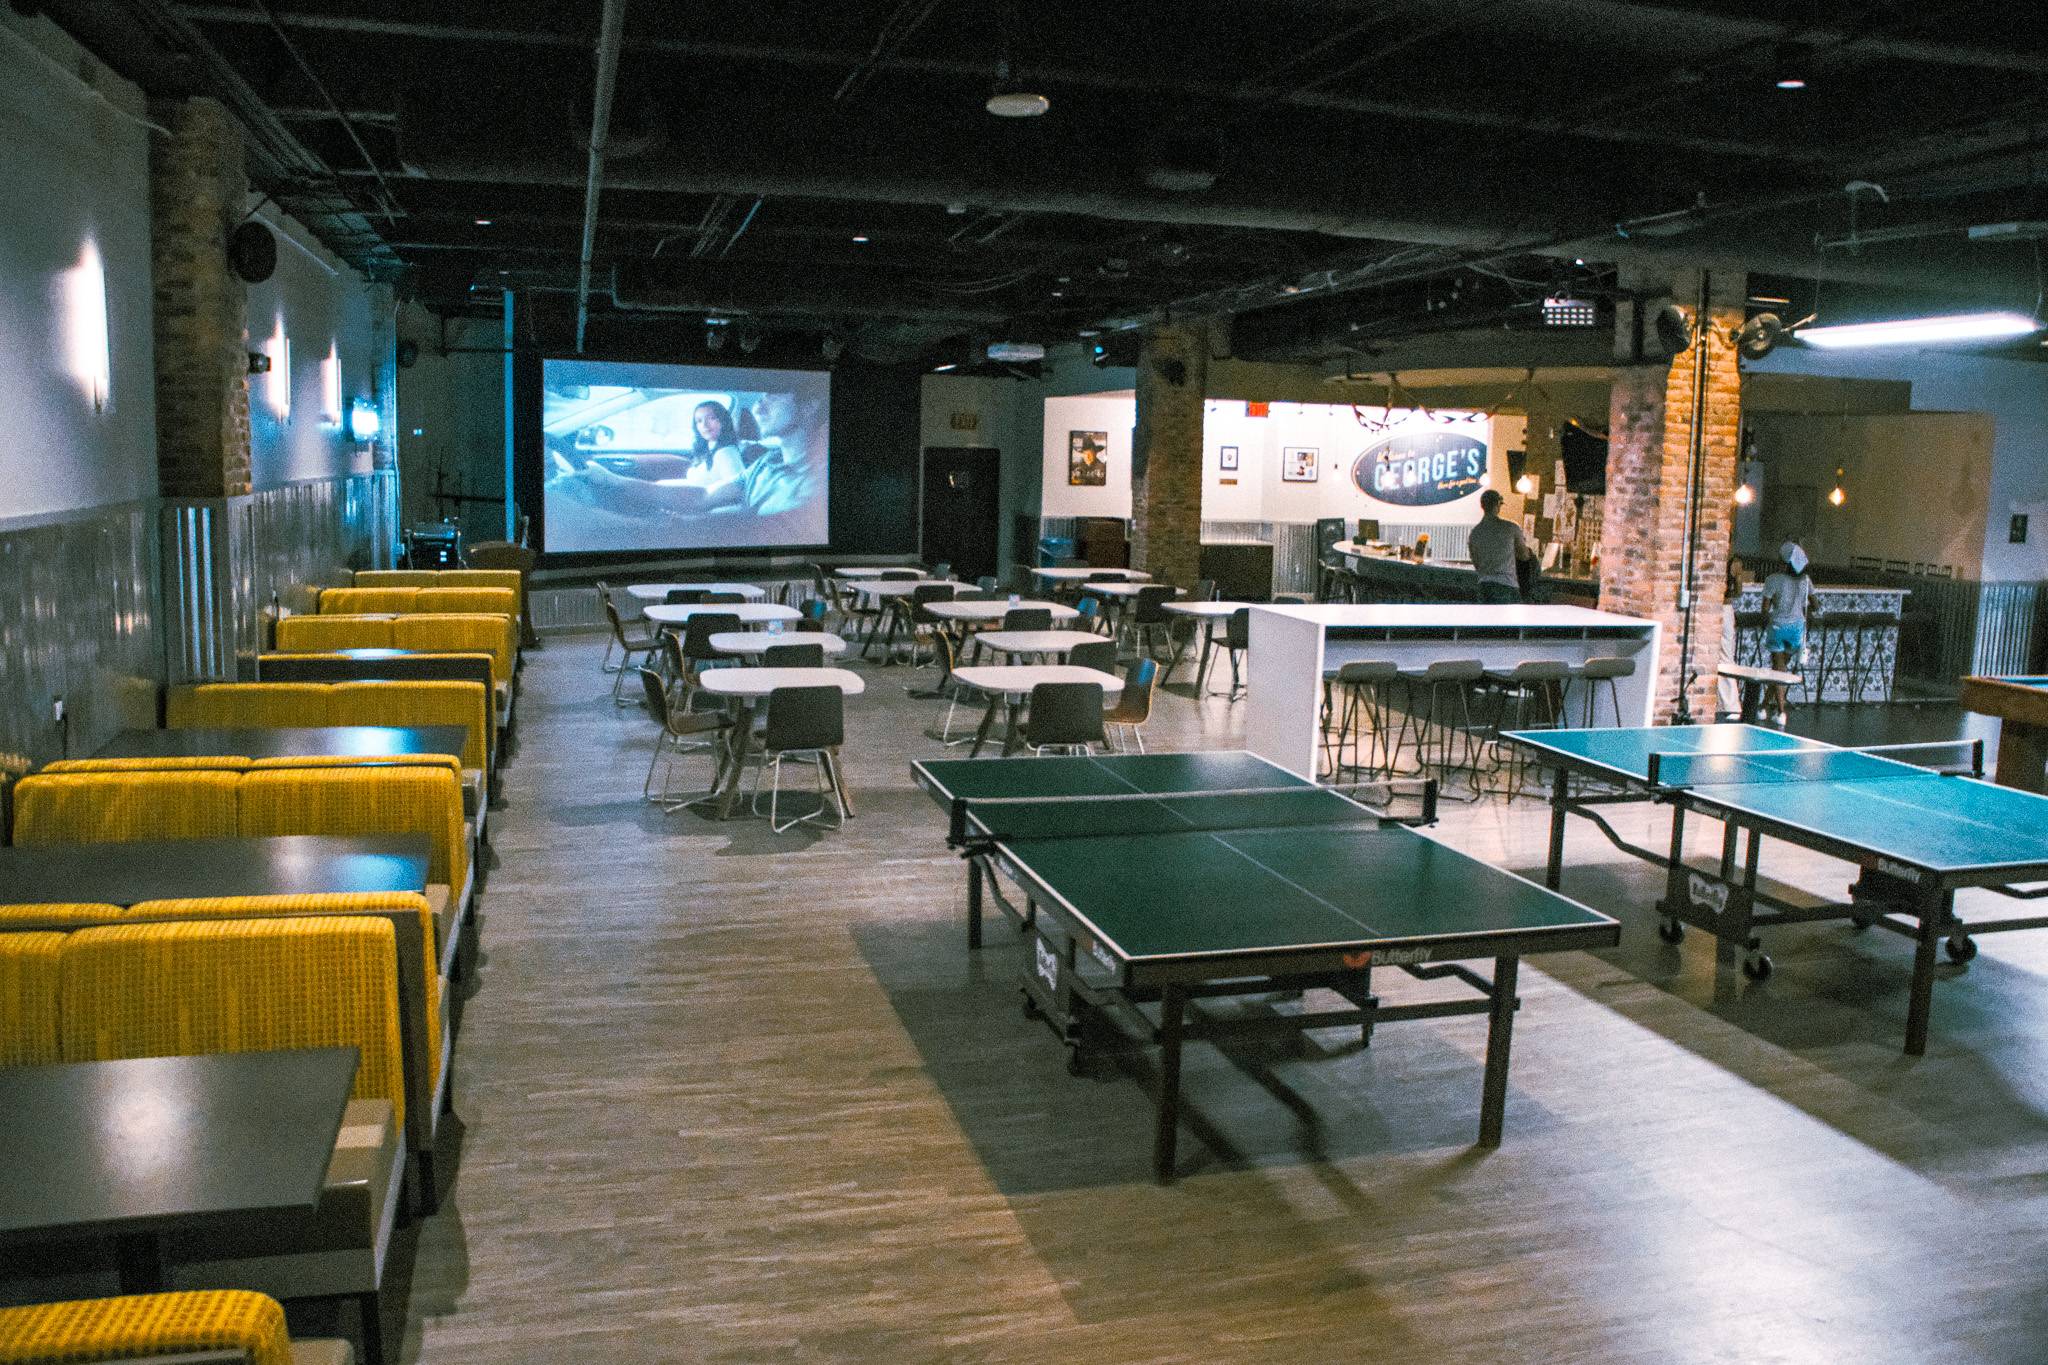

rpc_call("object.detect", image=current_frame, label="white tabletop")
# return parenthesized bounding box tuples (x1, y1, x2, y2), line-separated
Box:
(624, 582, 765, 602)
(696, 666, 865, 698)
(644, 602, 801, 625)
(1081, 581, 1178, 599)
(844, 578, 969, 601)
(924, 599, 1079, 623)
(975, 630, 1095, 655)
(1028, 567, 1150, 582)
(1162, 600, 1248, 618)
(709, 631, 848, 657)
(831, 566, 918, 580)
(950, 664, 1124, 699)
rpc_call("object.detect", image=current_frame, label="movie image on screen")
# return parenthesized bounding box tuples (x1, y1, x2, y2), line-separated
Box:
(541, 359, 831, 553)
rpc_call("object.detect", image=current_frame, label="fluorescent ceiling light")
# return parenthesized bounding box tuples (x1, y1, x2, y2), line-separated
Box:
(1798, 311, 2042, 349)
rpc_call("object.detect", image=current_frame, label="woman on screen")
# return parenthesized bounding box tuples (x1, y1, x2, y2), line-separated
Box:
(686, 400, 747, 488)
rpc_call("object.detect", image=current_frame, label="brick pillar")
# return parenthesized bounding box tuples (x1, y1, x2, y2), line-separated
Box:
(1598, 271, 1744, 722)
(1130, 321, 1208, 589)
(151, 98, 252, 498)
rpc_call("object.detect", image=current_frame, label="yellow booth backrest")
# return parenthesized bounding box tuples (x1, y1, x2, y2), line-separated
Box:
(166, 682, 334, 730)
(42, 756, 253, 773)
(329, 680, 488, 768)
(12, 770, 242, 846)
(389, 614, 515, 686)
(0, 931, 65, 1065)
(0, 903, 125, 930)
(130, 892, 442, 1097)
(414, 586, 516, 618)
(59, 916, 408, 1129)
(319, 586, 417, 614)
(274, 614, 395, 653)
(354, 570, 437, 587)
(0, 1290, 294, 1365)
(239, 765, 467, 893)
(355, 568, 521, 596)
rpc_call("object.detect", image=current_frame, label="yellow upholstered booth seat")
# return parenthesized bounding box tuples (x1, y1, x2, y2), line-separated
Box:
(435, 568, 522, 597)
(319, 586, 416, 615)
(131, 892, 445, 1104)
(390, 615, 515, 690)
(167, 683, 335, 731)
(12, 770, 242, 845)
(0, 903, 124, 929)
(329, 680, 488, 770)
(413, 585, 515, 619)
(274, 614, 395, 653)
(237, 766, 470, 943)
(41, 756, 253, 773)
(353, 569, 437, 587)
(59, 916, 407, 1130)
(0, 1289, 299, 1365)
(0, 930, 65, 1065)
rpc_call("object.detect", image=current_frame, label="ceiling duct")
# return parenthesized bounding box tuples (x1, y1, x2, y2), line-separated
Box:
(608, 263, 1007, 326)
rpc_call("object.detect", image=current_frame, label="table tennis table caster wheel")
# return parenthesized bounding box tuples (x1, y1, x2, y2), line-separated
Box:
(1946, 935, 1978, 965)
(1742, 952, 1772, 981)
(1657, 919, 1685, 945)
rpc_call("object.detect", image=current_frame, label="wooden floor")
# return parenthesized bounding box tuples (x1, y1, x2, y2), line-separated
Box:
(390, 636, 2048, 1363)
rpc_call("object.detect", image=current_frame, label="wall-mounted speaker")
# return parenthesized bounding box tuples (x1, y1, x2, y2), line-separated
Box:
(228, 221, 276, 284)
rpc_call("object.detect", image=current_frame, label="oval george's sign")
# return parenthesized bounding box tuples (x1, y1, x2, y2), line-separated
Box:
(1352, 431, 1489, 506)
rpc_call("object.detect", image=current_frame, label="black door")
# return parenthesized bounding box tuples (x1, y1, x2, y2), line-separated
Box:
(921, 447, 1001, 583)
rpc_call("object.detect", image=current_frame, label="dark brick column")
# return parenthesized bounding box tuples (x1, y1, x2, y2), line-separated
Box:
(1130, 321, 1208, 589)
(151, 98, 252, 498)
(1597, 270, 1745, 721)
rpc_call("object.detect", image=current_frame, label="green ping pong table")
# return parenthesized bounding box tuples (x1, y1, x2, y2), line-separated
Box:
(1504, 723, 2048, 1054)
(910, 750, 1618, 1182)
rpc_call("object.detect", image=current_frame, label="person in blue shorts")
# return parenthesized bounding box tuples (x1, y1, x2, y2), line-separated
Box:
(1761, 541, 1812, 723)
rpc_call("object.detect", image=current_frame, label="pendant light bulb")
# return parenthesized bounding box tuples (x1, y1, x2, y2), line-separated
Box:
(1828, 466, 1846, 507)
(1733, 483, 1754, 506)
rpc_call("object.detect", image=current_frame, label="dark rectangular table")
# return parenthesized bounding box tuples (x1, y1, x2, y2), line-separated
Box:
(912, 750, 1617, 1181)
(1959, 675, 2048, 792)
(1506, 722, 2048, 1053)
(0, 835, 431, 906)
(0, 1048, 359, 1291)
(93, 725, 470, 761)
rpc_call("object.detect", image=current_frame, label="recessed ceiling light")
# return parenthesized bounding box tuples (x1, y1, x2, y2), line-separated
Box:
(474, 218, 493, 226)
(851, 234, 870, 244)
(986, 90, 1050, 118)
(933, 363, 958, 372)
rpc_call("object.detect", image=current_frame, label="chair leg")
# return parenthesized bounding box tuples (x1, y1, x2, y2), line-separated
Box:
(356, 1292, 386, 1365)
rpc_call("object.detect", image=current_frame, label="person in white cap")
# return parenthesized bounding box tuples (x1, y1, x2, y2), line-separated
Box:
(1761, 541, 1812, 723)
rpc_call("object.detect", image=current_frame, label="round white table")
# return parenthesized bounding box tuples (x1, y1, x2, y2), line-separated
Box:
(695, 666, 865, 819)
(644, 602, 800, 627)
(923, 599, 1078, 624)
(709, 631, 848, 658)
(1027, 567, 1150, 583)
(949, 664, 1123, 757)
(973, 630, 1095, 659)
(1161, 600, 1249, 683)
(624, 582, 765, 603)
(843, 578, 967, 602)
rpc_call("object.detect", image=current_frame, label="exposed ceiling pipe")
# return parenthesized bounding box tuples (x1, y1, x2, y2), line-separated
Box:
(574, 0, 629, 353)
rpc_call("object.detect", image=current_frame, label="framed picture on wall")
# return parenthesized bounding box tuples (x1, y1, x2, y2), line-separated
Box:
(1068, 430, 1108, 486)
(1219, 444, 1239, 471)
(1281, 446, 1319, 483)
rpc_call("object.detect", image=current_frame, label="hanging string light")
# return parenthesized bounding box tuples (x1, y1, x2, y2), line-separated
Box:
(1828, 466, 1847, 506)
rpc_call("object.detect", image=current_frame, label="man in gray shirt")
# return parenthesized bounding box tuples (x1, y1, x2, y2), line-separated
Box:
(1467, 489, 1533, 604)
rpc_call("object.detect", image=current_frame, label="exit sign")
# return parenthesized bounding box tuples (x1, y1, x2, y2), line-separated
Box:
(950, 411, 979, 432)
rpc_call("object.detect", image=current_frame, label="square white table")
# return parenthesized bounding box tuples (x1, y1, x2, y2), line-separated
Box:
(949, 663, 1124, 756)
(695, 666, 865, 818)
(625, 582, 765, 603)
(644, 602, 800, 627)
(1028, 567, 1150, 583)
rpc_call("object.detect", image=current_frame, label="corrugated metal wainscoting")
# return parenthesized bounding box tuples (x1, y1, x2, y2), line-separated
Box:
(0, 502, 162, 771)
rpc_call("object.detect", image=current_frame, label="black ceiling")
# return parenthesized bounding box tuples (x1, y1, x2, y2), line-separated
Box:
(39, 0, 2048, 364)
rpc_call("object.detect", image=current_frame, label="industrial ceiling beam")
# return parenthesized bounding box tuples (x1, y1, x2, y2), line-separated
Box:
(573, 0, 628, 353)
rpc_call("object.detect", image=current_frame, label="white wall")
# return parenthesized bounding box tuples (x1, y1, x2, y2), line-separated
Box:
(1041, 392, 1136, 518)
(1750, 346, 2048, 581)
(245, 208, 380, 490)
(0, 13, 157, 519)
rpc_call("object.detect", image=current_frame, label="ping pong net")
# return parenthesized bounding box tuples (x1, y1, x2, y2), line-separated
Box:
(948, 784, 1405, 845)
(1643, 738, 1984, 790)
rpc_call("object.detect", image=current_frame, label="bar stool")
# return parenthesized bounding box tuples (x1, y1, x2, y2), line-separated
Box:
(1732, 609, 1767, 667)
(1393, 658, 1486, 790)
(1799, 609, 1854, 706)
(1325, 660, 1400, 779)
(1842, 611, 1894, 702)
(1481, 660, 1571, 796)
(1574, 655, 1636, 727)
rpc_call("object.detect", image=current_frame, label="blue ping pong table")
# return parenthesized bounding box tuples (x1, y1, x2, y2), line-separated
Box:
(911, 750, 1618, 1182)
(1505, 723, 2048, 1054)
